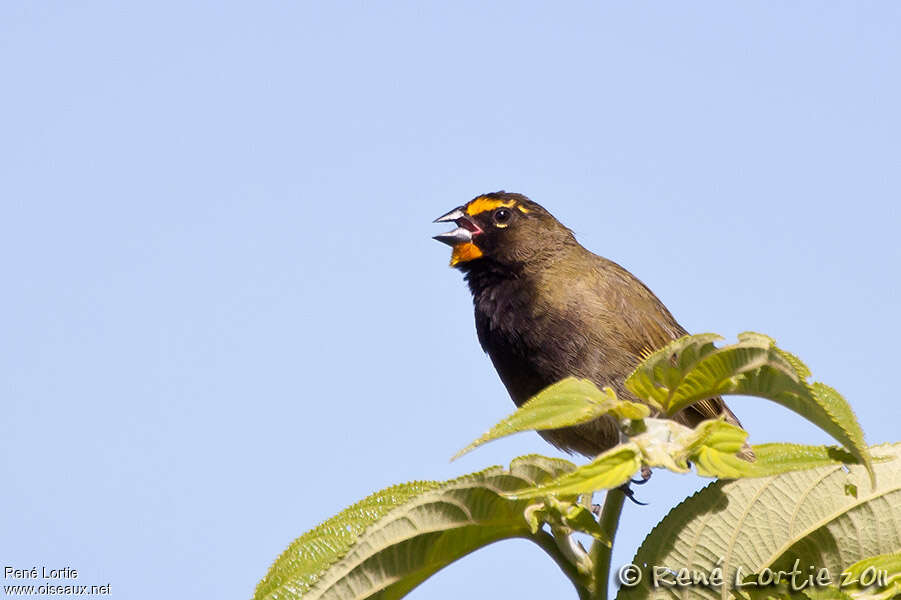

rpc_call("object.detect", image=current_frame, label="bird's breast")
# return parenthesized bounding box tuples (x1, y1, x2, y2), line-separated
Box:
(472, 279, 612, 406)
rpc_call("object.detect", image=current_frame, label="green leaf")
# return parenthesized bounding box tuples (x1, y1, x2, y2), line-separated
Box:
(503, 444, 642, 499)
(731, 552, 901, 600)
(524, 495, 606, 541)
(732, 582, 853, 600)
(254, 455, 580, 600)
(803, 590, 856, 600)
(624, 333, 724, 406)
(625, 332, 874, 484)
(698, 443, 863, 480)
(453, 377, 650, 460)
(506, 420, 862, 502)
(254, 480, 442, 600)
(832, 552, 901, 600)
(641, 417, 867, 480)
(629, 418, 749, 475)
(616, 443, 901, 600)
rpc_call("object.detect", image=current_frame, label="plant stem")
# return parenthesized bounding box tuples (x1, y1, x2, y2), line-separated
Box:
(531, 531, 592, 600)
(588, 488, 627, 600)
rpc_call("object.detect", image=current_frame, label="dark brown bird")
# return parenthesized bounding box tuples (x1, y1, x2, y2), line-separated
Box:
(434, 191, 751, 459)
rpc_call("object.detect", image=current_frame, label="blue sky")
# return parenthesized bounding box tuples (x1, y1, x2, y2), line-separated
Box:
(2, 2, 899, 599)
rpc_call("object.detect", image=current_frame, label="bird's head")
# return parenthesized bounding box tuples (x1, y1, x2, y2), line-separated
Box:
(433, 191, 575, 269)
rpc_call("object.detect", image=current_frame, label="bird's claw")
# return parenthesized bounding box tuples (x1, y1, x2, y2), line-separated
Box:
(618, 483, 649, 506)
(630, 466, 653, 486)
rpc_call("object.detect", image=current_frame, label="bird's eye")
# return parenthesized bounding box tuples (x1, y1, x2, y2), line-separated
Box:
(493, 208, 512, 224)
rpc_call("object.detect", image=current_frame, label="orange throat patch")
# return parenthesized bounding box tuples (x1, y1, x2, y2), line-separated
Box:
(450, 242, 483, 266)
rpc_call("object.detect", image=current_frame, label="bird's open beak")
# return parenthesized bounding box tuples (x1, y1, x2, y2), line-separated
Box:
(432, 207, 483, 246)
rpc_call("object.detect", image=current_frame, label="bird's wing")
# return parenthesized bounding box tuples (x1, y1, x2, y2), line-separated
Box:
(595, 259, 735, 425)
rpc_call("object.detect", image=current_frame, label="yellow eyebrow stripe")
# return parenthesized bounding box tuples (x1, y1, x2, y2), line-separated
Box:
(465, 197, 529, 215)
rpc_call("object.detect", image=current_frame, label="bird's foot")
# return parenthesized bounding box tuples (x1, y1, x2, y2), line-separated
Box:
(591, 479, 651, 514)
(618, 483, 649, 506)
(630, 466, 652, 486)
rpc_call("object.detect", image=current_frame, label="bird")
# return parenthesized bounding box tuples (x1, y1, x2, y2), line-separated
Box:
(433, 191, 753, 463)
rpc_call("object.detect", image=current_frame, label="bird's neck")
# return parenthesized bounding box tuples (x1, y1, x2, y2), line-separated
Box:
(461, 244, 584, 305)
